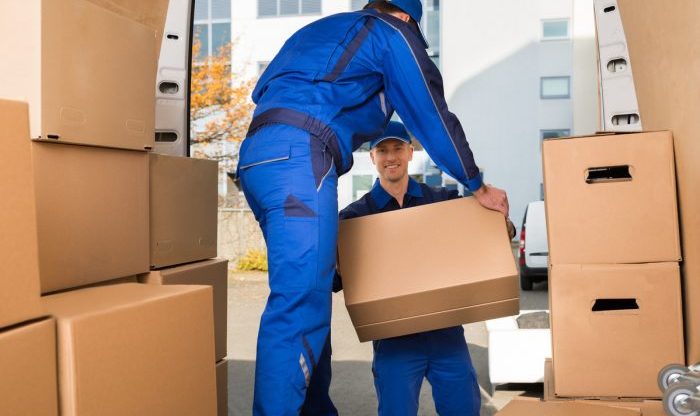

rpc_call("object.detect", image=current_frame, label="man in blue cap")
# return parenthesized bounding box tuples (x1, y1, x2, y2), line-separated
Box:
(237, 1, 510, 414)
(332, 122, 515, 415)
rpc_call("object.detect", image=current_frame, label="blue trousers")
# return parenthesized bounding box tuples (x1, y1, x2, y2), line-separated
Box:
(373, 326, 480, 416)
(238, 124, 338, 415)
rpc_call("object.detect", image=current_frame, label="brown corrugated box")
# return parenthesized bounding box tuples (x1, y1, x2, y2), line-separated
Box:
(0, 100, 43, 328)
(216, 359, 229, 416)
(43, 283, 217, 416)
(542, 131, 680, 265)
(338, 197, 519, 342)
(550, 263, 684, 398)
(0, 0, 169, 151)
(616, 0, 700, 365)
(33, 141, 149, 293)
(497, 397, 641, 416)
(139, 258, 228, 361)
(149, 154, 218, 269)
(0, 317, 58, 416)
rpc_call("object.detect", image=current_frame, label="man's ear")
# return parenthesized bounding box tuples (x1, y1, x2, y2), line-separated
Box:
(370, 149, 377, 165)
(390, 11, 411, 23)
(408, 145, 414, 161)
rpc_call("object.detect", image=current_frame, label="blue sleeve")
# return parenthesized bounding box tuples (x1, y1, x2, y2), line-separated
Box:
(376, 21, 483, 192)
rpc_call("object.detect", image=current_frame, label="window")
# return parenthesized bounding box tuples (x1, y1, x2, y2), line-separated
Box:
(258, 0, 321, 17)
(352, 175, 373, 201)
(258, 61, 271, 76)
(540, 76, 570, 99)
(350, 0, 365, 10)
(193, 0, 232, 59)
(541, 19, 569, 40)
(540, 129, 570, 140)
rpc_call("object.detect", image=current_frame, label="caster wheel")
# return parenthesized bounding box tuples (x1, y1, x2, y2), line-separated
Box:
(664, 383, 699, 416)
(661, 364, 692, 391)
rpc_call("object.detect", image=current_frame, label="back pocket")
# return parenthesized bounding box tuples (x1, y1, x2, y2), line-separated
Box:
(237, 135, 292, 171)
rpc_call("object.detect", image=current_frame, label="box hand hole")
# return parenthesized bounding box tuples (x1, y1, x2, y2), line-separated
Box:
(603, 5, 616, 13)
(159, 81, 180, 94)
(611, 113, 640, 126)
(592, 298, 639, 312)
(585, 165, 632, 184)
(606, 58, 627, 73)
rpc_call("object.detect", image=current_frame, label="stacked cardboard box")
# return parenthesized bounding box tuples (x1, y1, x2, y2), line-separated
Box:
(543, 129, 685, 400)
(0, 99, 59, 416)
(338, 197, 519, 342)
(1, 0, 224, 414)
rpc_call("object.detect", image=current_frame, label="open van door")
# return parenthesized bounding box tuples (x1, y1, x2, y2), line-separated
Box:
(155, 0, 195, 156)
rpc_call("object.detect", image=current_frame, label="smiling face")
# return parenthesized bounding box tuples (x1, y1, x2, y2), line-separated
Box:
(370, 138, 414, 183)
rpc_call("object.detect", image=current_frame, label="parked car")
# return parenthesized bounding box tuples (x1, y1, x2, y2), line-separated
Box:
(518, 201, 549, 290)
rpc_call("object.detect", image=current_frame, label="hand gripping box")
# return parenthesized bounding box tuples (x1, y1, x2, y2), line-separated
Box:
(550, 263, 684, 398)
(139, 258, 228, 361)
(0, 0, 169, 151)
(543, 131, 680, 265)
(149, 153, 218, 269)
(0, 100, 42, 328)
(43, 283, 217, 416)
(338, 197, 519, 342)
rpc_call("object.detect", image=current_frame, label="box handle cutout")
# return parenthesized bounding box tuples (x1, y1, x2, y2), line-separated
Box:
(611, 113, 640, 126)
(607, 58, 627, 73)
(603, 5, 616, 13)
(166, 34, 179, 40)
(159, 81, 180, 94)
(155, 131, 179, 143)
(585, 165, 632, 184)
(592, 298, 639, 312)
(46, 134, 60, 140)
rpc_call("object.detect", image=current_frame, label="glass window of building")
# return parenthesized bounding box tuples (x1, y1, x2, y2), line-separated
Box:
(541, 19, 569, 40)
(193, 0, 232, 59)
(350, 0, 365, 10)
(540, 129, 571, 140)
(352, 175, 373, 201)
(540, 76, 571, 99)
(259, 0, 321, 17)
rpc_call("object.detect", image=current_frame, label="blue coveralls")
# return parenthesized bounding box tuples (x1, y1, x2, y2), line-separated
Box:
(334, 178, 481, 415)
(237, 9, 484, 416)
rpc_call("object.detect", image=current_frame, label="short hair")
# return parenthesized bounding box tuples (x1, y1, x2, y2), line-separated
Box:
(363, 1, 418, 26)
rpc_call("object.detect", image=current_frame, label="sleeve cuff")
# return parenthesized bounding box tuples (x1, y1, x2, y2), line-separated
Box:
(465, 172, 483, 192)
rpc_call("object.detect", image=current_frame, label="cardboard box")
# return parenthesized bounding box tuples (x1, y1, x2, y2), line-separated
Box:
(542, 131, 680, 265)
(498, 398, 641, 416)
(593, 0, 642, 132)
(550, 263, 684, 398)
(149, 154, 218, 269)
(216, 359, 229, 416)
(43, 283, 217, 416)
(33, 141, 149, 293)
(139, 259, 228, 361)
(338, 197, 519, 342)
(0, 100, 43, 328)
(0, 318, 58, 416)
(0, 0, 169, 151)
(616, 0, 700, 366)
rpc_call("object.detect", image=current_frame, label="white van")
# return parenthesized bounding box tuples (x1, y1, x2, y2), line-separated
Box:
(518, 201, 549, 290)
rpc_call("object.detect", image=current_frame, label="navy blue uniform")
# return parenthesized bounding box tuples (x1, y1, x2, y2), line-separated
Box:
(333, 178, 481, 415)
(238, 8, 484, 415)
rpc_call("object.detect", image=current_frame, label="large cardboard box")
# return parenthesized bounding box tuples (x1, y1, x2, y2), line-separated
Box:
(0, 100, 43, 328)
(0, 318, 58, 416)
(43, 283, 217, 416)
(338, 197, 519, 342)
(0, 0, 169, 151)
(150, 154, 218, 269)
(498, 398, 641, 416)
(615, 0, 700, 366)
(33, 141, 149, 293)
(216, 359, 229, 416)
(139, 258, 228, 360)
(550, 263, 684, 398)
(543, 131, 680, 265)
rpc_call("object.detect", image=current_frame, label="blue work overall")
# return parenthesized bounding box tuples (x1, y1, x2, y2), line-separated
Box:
(238, 9, 484, 416)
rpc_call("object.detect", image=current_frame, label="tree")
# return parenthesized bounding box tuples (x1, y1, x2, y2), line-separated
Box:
(190, 37, 256, 206)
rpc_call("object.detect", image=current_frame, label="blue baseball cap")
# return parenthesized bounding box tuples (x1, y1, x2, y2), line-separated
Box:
(368, 0, 428, 48)
(370, 121, 412, 149)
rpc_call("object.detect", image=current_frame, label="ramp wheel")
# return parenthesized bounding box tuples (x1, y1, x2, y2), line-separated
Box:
(661, 364, 693, 391)
(664, 383, 699, 416)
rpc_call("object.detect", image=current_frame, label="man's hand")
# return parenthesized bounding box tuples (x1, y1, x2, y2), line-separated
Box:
(473, 184, 509, 217)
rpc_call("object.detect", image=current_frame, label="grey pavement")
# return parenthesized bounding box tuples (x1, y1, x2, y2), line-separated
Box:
(225, 270, 549, 415)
